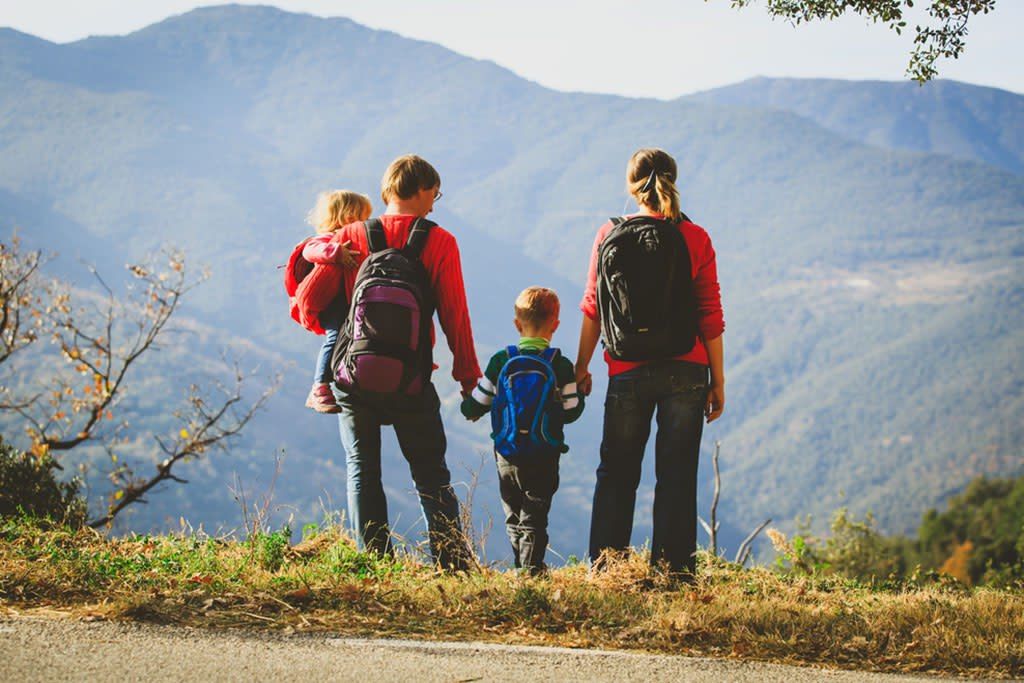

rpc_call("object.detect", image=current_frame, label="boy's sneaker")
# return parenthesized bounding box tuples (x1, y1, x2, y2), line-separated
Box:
(305, 383, 342, 414)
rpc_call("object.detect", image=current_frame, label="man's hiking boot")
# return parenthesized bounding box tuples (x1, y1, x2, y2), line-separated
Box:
(305, 383, 342, 414)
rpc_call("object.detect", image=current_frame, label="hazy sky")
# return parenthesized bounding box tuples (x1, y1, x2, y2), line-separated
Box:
(3, 1, 1022, 98)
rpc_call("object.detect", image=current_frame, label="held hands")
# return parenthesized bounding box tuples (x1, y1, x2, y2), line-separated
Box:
(705, 383, 725, 424)
(575, 365, 593, 397)
(461, 378, 483, 422)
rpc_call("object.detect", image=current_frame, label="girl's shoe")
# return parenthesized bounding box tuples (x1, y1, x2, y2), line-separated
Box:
(305, 383, 342, 414)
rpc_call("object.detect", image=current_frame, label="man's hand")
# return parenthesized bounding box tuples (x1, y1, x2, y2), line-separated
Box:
(705, 383, 725, 424)
(575, 365, 593, 397)
(466, 414, 482, 423)
(334, 239, 359, 269)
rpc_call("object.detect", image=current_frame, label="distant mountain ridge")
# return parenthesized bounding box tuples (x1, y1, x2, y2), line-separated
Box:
(689, 77, 1024, 175)
(0, 6, 1021, 559)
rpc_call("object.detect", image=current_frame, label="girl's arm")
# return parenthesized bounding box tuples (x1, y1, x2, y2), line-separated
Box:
(302, 235, 358, 268)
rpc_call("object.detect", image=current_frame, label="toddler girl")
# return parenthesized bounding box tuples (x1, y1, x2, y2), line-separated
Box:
(302, 190, 371, 413)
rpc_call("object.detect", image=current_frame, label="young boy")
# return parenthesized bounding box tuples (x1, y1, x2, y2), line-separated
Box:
(461, 287, 584, 574)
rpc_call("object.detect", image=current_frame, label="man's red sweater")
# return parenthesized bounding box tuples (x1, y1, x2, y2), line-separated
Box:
(580, 215, 725, 377)
(308, 214, 482, 387)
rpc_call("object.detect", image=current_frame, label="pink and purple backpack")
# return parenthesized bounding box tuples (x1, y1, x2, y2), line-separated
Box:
(331, 218, 435, 407)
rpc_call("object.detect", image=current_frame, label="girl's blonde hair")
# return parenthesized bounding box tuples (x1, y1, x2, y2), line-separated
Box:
(626, 148, 680, 220)
(307, 190, 372, 235)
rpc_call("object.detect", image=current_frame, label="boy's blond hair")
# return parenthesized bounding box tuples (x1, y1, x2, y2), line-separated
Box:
(307, 190, 372, 235)
(380, 155, 441, 203)
(515, 287, 560, 329)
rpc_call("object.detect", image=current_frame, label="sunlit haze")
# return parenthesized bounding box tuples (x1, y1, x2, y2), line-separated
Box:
(2, 0, 1022, 98)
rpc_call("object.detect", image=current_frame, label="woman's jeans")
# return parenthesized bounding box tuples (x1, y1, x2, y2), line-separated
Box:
(335, 384, 468, 570)
(589, 361, 709, 575)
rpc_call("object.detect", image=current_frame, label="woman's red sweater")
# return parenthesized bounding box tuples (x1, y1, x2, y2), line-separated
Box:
(579, 214, 725, 377)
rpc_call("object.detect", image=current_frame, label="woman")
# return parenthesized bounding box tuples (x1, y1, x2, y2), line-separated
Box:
(575, 147, 725, 577)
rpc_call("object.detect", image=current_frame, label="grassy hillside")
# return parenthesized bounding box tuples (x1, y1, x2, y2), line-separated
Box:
(0, 6, 1021, 557)
(1, 518, 1021, 678)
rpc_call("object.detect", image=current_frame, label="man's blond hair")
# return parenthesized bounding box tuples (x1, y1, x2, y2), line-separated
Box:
(514, 287, 560, 329)
(380, 155, 441, 203)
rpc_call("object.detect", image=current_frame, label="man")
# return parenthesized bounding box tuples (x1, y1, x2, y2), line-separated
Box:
(330, 154, 481, 569)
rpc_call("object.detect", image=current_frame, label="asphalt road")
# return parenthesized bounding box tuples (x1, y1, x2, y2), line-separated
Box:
(0, 615, 979, 682)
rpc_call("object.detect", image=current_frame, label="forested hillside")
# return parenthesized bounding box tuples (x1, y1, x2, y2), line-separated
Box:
(0, 5, 1021, 560)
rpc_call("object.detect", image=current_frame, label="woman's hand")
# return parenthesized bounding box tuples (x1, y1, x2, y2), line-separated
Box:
(575, 365, 593, 397)
(705, 383, 725, 423)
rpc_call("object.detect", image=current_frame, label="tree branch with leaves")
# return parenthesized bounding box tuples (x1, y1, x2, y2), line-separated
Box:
(0, 234, 275, 528)
(726, 0, 997, 82)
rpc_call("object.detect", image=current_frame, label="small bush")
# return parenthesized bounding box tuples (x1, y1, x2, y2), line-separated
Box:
(0, 437, 86, 527)
(250, 526, 291, 571)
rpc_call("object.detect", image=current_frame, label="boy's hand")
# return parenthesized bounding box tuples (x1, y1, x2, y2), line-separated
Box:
(466, 414, 482, 423)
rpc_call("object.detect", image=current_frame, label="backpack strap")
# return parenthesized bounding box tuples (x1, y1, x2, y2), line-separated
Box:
(404, 217, 436, 259)
(678, 211, 692, 224)
(364, 218, 387, 253)
(609, 216, 626, 227)
(540, 347, 560, 365)
(506, 345, 520, 360)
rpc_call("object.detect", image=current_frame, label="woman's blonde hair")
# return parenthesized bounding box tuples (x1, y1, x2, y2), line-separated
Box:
(626, 148, 680, 220)
(307, 190, 372, 235)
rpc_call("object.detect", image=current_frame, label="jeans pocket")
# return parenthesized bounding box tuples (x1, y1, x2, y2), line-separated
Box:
(669, 375, 709, 402)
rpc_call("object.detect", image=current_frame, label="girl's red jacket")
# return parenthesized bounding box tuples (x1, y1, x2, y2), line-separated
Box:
(284, 237, 343, 336)
(293, 214, 482, 387)
(579, 214, 725, 377)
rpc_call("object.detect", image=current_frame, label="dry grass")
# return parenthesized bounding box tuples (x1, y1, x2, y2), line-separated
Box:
(1, 518, 1021, 679)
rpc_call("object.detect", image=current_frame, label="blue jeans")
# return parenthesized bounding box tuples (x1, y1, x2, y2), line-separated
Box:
(589, 361, 708, 575)
(313, 310, 342, 385)
(335, 384, 468, 570)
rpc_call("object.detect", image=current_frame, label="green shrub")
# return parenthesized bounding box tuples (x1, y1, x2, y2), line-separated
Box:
(251, 526, 291, 571)
(0, 437, 86, 527)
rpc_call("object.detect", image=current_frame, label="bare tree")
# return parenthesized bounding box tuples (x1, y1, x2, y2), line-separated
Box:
(726, 0, 997, 82)
(0, 234, 274, 527)
(700, 440, 772, 566)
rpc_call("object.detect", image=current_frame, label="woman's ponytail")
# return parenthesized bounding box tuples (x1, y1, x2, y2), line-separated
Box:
(626, 148, 680, 220)
(654, 173, 680, 221)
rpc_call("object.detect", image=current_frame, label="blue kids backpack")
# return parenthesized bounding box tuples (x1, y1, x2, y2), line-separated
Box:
(491, 346, 565, 459)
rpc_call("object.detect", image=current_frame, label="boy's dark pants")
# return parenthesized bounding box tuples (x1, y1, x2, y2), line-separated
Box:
(589, 361, 708, 576)
(495, 453, 559, 573)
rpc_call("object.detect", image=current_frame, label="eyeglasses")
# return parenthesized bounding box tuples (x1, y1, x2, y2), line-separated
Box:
(434, 190, 443, 201)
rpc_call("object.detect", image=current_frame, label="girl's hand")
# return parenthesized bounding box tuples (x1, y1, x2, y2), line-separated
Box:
(705, 383, 725, 423)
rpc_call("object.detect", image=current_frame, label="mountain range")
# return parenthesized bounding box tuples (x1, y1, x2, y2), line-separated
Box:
(1, 5, 1021, 562)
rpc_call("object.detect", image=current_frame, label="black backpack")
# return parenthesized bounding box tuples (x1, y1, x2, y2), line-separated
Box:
(331, 218, 435, 405)
(596, 214, 698, 361)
